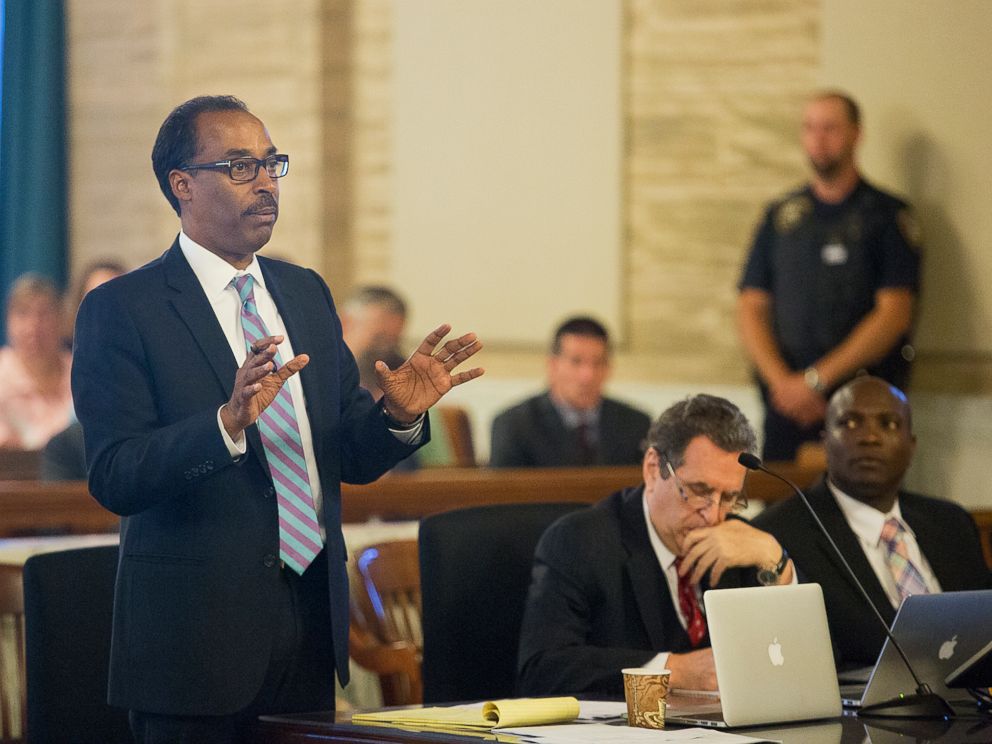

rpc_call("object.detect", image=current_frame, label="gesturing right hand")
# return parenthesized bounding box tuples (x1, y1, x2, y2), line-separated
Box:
(220, 334, 310, 439)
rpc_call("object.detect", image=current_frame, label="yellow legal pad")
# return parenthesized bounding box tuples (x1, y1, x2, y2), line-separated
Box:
(351, 697, 580, 733)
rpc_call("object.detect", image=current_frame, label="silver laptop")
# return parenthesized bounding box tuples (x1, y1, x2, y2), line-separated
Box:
(842, 590, 992, 708)
(666, 583, 841, 728)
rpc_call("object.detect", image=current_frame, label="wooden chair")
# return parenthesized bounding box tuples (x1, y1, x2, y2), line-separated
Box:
(0, 564, 26, 743)
(349, 540, 423, 705)
(0, 450, 41, 481)
(437, 407, 475, 467)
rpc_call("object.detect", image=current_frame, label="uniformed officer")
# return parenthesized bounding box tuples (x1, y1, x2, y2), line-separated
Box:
(736, 90, 921, 461)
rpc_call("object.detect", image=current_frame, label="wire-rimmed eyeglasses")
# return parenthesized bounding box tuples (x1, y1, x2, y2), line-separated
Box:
(662, 453, 748, 513)
(180, 154, 289, 182)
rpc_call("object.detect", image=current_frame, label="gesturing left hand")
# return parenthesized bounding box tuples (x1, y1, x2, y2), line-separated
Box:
(375, 323, 484, 424)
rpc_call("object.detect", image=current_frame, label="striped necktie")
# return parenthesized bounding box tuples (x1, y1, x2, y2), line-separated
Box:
(232, 274, 323, 574)
(879, 517, 929, 601)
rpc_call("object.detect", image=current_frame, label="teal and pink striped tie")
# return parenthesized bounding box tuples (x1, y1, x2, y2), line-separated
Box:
(232, 274, 323, 574)
(880, 517, 929, 601)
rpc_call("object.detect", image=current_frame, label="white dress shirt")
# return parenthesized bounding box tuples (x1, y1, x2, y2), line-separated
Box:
(827, 480, 942, 608)
(179, 233, 422, 536)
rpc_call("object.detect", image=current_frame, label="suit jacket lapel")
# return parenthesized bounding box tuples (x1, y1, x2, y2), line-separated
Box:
(619, 487, 689, 651)
(900, 494, 955, 589)
(259, 260, 327, 443)
(808, 482, 895, 622)
(162, 241, 269, 474)
(537, 393, 570, 461)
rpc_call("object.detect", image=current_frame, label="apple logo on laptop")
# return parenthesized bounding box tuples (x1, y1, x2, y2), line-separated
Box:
(938, 635, 958, 661)
(768, 638, 785, 666)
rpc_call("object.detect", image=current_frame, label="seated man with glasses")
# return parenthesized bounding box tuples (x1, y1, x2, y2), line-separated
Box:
(517, 394, 794, 697)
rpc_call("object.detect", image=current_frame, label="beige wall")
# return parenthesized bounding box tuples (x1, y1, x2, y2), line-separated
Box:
(66, 0, 991, 392)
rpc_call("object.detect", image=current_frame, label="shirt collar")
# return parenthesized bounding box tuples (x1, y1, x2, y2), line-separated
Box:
(548, 394, 601, 429)
(827, 479, 912, 547)
(178, 231, 266, 300)
(642, 490, 678, 572)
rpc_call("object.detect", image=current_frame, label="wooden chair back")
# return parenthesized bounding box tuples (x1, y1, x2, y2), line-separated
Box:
(0, 450, 40, 481)
(437, 407, 476, 468)
(356, 540, 422, 648)
(0, 564, 26, 742)
(350, 540, 423, 705)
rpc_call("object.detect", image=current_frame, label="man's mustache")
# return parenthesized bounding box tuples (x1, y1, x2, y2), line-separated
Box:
(244, 195, 278, 215)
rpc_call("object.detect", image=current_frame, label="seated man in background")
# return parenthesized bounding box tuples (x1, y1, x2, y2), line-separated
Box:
(754, 376, 992, 667)
(517, 395, 795, 697)
(340, 285, 408, 399)
(490, 316, 650, 467)
(0, 274, 73, 450)
(340, 286, 426, 470)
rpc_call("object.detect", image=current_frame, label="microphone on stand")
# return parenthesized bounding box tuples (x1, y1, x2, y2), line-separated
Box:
(738, 452, 953, 719)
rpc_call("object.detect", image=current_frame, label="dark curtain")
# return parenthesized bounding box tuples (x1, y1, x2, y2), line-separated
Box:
(0, 0, 67, 343)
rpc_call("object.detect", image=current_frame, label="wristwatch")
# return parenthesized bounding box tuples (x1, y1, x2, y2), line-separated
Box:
(757, 548, 790, 586)
(803, 366, 828, 395)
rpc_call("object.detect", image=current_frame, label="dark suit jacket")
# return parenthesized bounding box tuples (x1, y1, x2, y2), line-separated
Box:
(71, 241, 421, 716)
(753, 480, 992, 667)
(516, 486, 759, 697)
(41, 421, 87, 481)
(490, 392, 650, 468)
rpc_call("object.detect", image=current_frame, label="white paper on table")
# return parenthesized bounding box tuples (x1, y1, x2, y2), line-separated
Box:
(494, 722, 781, 743)
(576, 700, 628, 721)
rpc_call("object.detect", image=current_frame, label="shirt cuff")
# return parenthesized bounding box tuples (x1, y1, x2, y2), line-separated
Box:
(389, 414, 425, 445)
(642, 653, 671, 672)
(217, 406, 247, 458)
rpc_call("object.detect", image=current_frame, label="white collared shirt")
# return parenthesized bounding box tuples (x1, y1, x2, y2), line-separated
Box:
(179, 232, 421, 537)
(827, 480, 942, 608)
(180, 233, 329, 526)
(640, 492, 689, 671)
(549, 395, 601, 443)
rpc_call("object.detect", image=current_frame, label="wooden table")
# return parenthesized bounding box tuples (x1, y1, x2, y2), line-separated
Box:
(257, 698, 992, 743)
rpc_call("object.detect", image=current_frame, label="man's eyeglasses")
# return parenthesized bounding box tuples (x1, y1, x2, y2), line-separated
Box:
(180, 154, 289, 182)
(662, 454, 748, 513)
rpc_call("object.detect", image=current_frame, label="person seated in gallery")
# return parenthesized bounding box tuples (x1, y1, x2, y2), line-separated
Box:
(490, 316, 650, 467)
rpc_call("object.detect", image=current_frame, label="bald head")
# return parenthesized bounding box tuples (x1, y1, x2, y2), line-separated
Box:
(823, 376, 915, 511)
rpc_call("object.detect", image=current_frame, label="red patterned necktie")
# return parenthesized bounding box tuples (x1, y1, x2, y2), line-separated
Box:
(674, 558, 707, 647)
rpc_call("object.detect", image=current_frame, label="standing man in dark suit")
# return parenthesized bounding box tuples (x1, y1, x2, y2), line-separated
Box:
(754, 376, 991, 667)
(71, 95, 483, 742)
(490, 316, 650, 467)
(517, 395, 795, 697)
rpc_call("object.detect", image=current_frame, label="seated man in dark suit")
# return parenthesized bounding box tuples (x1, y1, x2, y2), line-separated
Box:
(517, 394, 795, 697)
(490, 316, 650, 467)
(754, 376, 992, 667)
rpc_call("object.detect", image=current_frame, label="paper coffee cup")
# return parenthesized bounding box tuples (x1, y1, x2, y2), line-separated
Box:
(622, 667, 671, 729)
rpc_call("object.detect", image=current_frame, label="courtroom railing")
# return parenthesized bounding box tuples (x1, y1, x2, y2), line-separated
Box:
(0, 463, 824, 538)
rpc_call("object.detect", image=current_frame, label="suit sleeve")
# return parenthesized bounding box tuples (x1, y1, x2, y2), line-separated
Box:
(72, 286, 233, 516)
(516, 520, 655, 696)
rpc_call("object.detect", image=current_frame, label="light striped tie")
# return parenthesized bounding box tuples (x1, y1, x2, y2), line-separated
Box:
(232, 274, 322, 574)
(880, 517, 929, 601)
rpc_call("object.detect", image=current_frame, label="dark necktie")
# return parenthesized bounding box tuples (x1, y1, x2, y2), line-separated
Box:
(674, 558, 707, 647)
(576, 421, 596, 465)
